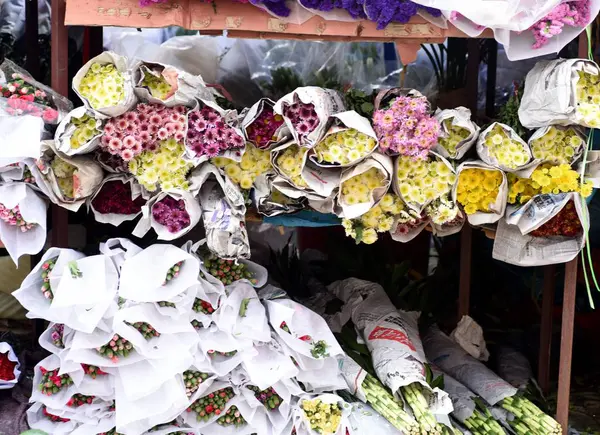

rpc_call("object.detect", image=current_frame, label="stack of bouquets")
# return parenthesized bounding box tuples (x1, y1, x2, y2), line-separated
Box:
(372, 89, 440, 159)
(12, 239, 357, 435)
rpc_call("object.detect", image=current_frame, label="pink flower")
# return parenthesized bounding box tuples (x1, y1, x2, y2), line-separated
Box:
(108, 138, 122, 150)
(104, 123, 116, 135)
(149, 114, 162, 126)
(131, 142, 142, 154)
(121, 149, 134, 161)
(157, 128, 169, 140)
(117, 119, 129, 130)
(123, 136, 136, 149)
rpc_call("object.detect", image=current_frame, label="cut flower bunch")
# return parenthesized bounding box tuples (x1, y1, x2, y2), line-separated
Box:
(395, 155, 455, 206)
(212, 143, 272, 190)
(276, 144, 309, 188)
(576, 69, 600, 127)
(340, 167, 386, 206)
(69, 113, 101, 149)
(313, 128, 377, 165)
(373, 94, 439, 159)
(457, 168, 503, 215)
(530, 201, 582, 237)
(530, 126, 583, 164)
(78, 62, 126, 109)
(186, 106, 245, 159)
(481, 124, 529, 169)
(0, 203, 35, 232)
(507, 164, 593, 205)
(437, 118, 472, 158)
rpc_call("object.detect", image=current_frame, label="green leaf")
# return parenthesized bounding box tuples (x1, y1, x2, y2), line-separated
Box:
(239, 298, 251, 317)
(67, 261, 82, 279)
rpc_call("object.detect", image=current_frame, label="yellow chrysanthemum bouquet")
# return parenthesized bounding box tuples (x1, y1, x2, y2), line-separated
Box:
(529, 126, 585, 165)
(338, 155, 392, 218)
(128, 139, 193, 192)
(575, 69, 600, 128)
(301, 398, 344, 435)
(69, 113, 101, 150)
(434, 108, 479, 159)
(342, 193, 408, 244)
(425, 195, 461, 227)
(478, 123, 531, 170)
(311, 113, 378, 166)
(456, 166, 506, 219)
(274, 143, 309, 188)
(213, 143, 272, 190)
(508, 163, 593, 205)
(395, 155, 456, 212)
(73, 52, 135, 116)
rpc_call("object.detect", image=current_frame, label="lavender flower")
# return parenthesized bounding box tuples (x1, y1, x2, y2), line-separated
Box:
(249, 0, 291, 17)
(364, 0, 441, 29)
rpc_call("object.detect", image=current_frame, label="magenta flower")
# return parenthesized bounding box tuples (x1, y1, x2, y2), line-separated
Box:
(186, 106, 244, 159)
(152, 196, 191, 233)
(282, 96, 319, 145)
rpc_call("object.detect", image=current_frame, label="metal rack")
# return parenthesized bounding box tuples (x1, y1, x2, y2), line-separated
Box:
(33, 1, 587, 432)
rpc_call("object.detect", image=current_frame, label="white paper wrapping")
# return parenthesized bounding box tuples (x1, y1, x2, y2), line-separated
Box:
(519, 58, 600, 129)
(12, 247, 86, 323)
(0, 115, 43, 166)
(0, 182, 47, 265)
(424, 325, 518, 406)
(493, 192, 588, 266)
(31, 354, 79, 409)
(274, 86, 345, 148)
(119, 244, 200, 302)
(99, 237, 143, 273)
(27, 401, 78, 434)
(72, 51, 137, 118)
(450, 315, 490, 362)
(49, 254, 119, 334)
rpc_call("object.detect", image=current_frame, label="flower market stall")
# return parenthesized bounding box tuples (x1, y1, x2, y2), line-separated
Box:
(1, 0, 600, 434)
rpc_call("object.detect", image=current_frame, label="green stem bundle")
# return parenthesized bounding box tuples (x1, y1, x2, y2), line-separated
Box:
(361, 374, 419, 434)
(501, 395, 561, 435)
(401, 383, 444, 435)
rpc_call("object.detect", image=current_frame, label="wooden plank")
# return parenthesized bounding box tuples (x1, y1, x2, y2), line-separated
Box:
(65, 0, 493, 41)
(51, 0, 70, 249)
(538, 264, 555, 394)
(556, 258, 578, 434)
(458, 224, 472, 318)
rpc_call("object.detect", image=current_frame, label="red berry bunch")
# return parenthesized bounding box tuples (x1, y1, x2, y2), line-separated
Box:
(216, 405, 247, 427)
(40, 257, 57, 300)
(126, 322, 160, 340)
(38, 367, 73, 395)
(193, 298, 215, 314)
(81, 363, 108, 379)
(188, 387, 235, 422)
(203, 256, 256, 286)
(163, 261, 183, 285)
(67, 393, 95, 407)
(97, 334, 133, 362)
(247, 385, 282, 410)
(43, 406, 70, 422)
(183, 369, 209, 397)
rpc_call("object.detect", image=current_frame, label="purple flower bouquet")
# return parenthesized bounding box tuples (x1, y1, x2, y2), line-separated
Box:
(363, 0, 442, 29)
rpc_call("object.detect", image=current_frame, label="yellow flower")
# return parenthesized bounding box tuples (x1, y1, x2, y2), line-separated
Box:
(362, 228, 378, 244)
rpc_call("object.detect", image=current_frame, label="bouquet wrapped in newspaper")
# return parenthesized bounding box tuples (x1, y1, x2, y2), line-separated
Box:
(328, 278, 453, 434)
(424, 325, 561, 435)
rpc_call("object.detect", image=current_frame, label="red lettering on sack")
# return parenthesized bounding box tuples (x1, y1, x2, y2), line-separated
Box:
(368, 326, 416, 351)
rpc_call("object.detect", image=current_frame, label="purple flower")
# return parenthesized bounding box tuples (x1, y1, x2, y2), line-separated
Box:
(249, 0, 291, 17)
(364, 0, 439, 29)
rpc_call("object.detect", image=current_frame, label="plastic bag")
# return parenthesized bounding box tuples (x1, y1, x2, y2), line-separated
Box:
(0, 182, 47, 265)
(0, 58, 72, 125)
